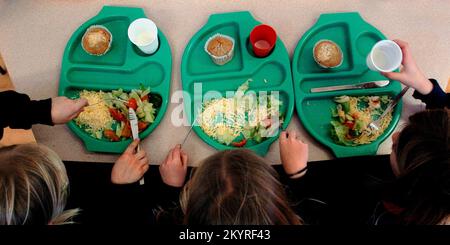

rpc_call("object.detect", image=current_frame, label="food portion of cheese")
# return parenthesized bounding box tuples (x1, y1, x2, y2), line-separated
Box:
(75, 90, 113, 137)
(198, 91, 282, 145)
(199, 98, 243, 139)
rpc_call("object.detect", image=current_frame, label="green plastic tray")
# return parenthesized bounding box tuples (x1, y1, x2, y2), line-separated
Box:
(58, 6, 172, 153)
(292, 12, 402, 158)
(181, 11, 294, 156)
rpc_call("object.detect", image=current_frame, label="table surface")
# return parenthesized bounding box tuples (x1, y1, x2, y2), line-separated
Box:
(0, 0, 448, 166)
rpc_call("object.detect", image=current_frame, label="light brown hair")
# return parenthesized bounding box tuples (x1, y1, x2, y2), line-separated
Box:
(180, 149, 302, 225)
(0, 144, 79, 225)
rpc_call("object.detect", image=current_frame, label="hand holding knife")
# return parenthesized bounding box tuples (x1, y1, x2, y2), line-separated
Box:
(129, 108, 144, 185)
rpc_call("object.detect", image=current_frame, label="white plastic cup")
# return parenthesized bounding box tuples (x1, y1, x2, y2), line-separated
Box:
(366, 40, 402, 72)
(128, 18, 159, 55)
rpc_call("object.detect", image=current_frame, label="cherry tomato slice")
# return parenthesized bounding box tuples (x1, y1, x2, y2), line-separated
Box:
(121, 122, 132, 138)
(141, 95, 149, 102)
(109, 108, 126, 122)
(127, 98, 138, 110)
(232, 139, 247, 147)
(138, 121, 148, 132)
(344, 121, 355, 130)
(104, 129, 120, 141)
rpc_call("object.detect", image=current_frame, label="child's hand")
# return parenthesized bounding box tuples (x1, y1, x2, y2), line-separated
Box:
(380, 39, 433, 95)
(279, 130, 309, 179)
(111, 139, 149, 184)
(51, 96, 88, 124)
(159, 144, 188, 187)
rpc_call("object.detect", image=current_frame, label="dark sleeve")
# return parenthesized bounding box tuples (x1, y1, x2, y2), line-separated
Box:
(278, 169, 308, 203)
(156, 184, 182, 207)
(108, 182, 152, 223)
(412, 79, 449, 109)
(108, 182, 144, 204)
(152, 184, 183, 224)
(0, 90, 53, 139)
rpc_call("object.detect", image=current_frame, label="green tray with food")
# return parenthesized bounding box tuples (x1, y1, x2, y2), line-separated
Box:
(292, 12, 402, 158)
(58, 6, 172, 153)
(181, 11, 294, 156)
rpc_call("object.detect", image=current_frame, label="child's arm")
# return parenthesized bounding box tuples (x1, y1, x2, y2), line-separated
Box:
(0, 90, 52, 138)
(279, 131, 309, 179)
(381, 39, 449, 109)
(0, 90, 88, 139)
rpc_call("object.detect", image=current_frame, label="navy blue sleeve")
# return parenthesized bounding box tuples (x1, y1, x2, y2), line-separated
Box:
(0, 90, 53, 139)
(412, 79, 449, 109)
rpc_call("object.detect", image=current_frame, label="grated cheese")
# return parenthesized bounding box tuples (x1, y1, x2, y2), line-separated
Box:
(75, 90, 113, 137)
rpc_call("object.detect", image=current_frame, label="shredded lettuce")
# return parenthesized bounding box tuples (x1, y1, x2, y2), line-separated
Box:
(199, 79, 283, 146)
(330, 95, 392, 146)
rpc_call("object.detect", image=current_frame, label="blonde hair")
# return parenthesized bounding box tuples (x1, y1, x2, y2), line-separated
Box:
(180, 149, 302, 225)
(0, 144, 79, 225)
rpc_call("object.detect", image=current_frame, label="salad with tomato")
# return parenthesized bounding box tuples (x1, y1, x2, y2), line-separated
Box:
(330, 95, 392, 146)
(75, 86, 161, 142)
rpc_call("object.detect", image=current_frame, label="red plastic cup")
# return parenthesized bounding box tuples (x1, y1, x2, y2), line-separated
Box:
(250, 24, 277, 57)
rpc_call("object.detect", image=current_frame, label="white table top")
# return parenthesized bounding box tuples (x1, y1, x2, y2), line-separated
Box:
(0, 0, 448, 165)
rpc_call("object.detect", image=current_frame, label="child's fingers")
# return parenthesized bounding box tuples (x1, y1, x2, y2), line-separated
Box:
(68, 113, 80, 121)
(140, 163, 149, 175)
(166, 147, 175, 162)
(172, 144, 181, 160)
(381, 71, 405, 82)
(135, 150, 146, 160)
(124, 139, 140, 154)
(181, 150, 188, 167)
(393, 39, 408, 49)
(288, 130, 297, 140)
(392, 39, 412, 62)
(71, 98, 88, 115)
(161, 152, 169, 166)
(75, 98, 89, 108)
(139, 157, 149, 166)
(280, 131, 288, 143)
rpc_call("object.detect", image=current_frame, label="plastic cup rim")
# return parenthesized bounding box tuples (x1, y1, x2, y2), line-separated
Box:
(369, 40, 402, 72)
(250, 24, 277, 47)
(128, 18, 158, 46)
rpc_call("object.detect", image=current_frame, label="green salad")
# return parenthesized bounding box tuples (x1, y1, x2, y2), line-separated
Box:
(198, 80, 284, 147)
(330, 95, 392, 146)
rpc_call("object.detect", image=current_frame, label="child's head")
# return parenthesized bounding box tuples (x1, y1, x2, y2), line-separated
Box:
(0, 144, 78, 225)
(180, 149, 302, 225)
(389, 109, 450, 224)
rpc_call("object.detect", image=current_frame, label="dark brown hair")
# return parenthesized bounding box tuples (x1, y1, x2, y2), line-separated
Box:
(180, 149, 302, 225)
(392, 109, 450, 224)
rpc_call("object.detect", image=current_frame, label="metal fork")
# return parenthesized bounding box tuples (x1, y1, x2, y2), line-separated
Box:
(366, 86, 410, 133)
(84, 97, 128, 107)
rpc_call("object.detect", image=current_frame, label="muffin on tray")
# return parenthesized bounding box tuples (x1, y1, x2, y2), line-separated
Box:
(81, 25, 112, 56)
(313, 40, 343, 68)
(204, 33, 235, 65)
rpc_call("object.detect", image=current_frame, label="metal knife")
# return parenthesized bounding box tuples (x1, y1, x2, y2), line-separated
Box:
(129, 108, 139, 142)
(310, 80, 389, 93)
(129, 108, 144, 185)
